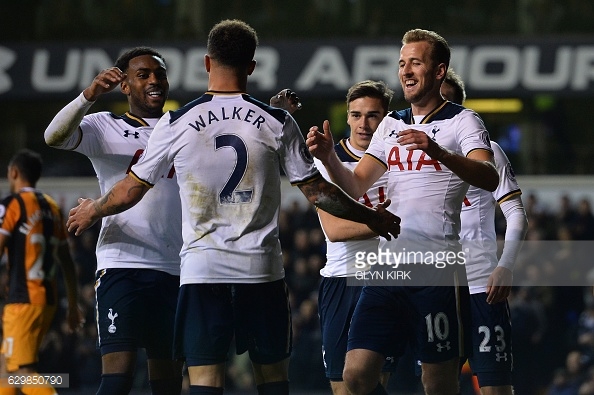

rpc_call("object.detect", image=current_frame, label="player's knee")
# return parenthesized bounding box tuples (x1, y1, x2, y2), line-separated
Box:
(96, 373, 134, 395)
(342, 366, 376, 395)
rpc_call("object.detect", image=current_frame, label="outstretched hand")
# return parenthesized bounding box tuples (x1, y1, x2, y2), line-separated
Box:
(67, 197, 100, 236)
(367, 199, 401, 241)
(306, 120, 336, 163)
(270, 89, 302, 114)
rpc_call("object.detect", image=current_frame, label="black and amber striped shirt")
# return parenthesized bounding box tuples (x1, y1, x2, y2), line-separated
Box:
(0, 188, 67, 305)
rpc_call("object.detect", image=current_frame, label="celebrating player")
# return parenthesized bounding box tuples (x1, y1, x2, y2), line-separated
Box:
(65, 19, 400, 395)
(315, 81, 397, 394)
(44, 47, 184, 395)
(307, 29, 499, 395)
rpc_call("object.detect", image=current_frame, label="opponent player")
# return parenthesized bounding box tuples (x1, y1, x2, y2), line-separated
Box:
(65, 20, 400, 395)
(307, 29, 499, 395)
(315, 81, 396, 394)
(0, 149, 83, 395)
(442, 68, 528, 395)
(44, 47, 183, 395)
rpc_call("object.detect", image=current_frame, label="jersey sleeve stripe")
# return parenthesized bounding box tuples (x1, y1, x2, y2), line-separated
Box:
(466, 147, 494, 156)
(364, 153, 388, 170)
(497, 189, 522, 204)
(64, 127, 84, 151)
(129, 170, 154, 189)
(289, 172, 323, 187)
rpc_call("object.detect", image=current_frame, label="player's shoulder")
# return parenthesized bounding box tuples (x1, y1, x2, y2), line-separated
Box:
(85, 111, 150, 129)
(0, 194, 16, 214)
(335, 138, 361, 163)
(387, 108, 411, 123)
(168, 93, 287, 125)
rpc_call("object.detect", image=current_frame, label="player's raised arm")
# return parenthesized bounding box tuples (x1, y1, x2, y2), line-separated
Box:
(67, 174, 149, 235)
(44, 67, 126, 147)
(307, 120, 383, 198)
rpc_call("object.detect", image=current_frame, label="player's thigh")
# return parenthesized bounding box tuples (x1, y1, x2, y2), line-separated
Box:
(173, 284, 234, 366)
(137, 270, 179, 360)
(234, 279, 292, 366)
(347, 286, 408, 361)
(1, 304, 55, 372)
(318, 277, 362, 380)
(95, 269, 167, 355)
(409, 285, 467, 363)
(468, 293, 513, 388)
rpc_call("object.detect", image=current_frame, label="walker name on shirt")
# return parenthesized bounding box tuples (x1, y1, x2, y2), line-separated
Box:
(189, 107, 266, 132)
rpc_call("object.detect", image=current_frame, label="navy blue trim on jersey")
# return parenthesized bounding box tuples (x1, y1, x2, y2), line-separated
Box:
(335, 139, 361, 163)
(168, 94, 215, 124)
(109, 112, 149, 128)
(241, 94, 287, 125)
(389, 102, 466, 125)
(364, 153, 388, 170)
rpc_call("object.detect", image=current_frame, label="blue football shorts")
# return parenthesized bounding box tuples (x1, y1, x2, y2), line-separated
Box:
(318, 277, 398, 380)
(174, 279, 292, 366)
(95, 268, 180, 359)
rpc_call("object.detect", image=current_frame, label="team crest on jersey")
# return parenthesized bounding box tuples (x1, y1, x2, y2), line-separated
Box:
(107, 308, 118, 334)
(430, 127, 440, 141)
(299, 142, 314, 164)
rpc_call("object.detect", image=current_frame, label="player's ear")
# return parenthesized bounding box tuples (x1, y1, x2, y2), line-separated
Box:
(247, 60, 256, 76)
(204, 55, 211, 73)
(7, 165, 17, 181)
(120, 80, 129, 95)
(436, 63, 447, 82)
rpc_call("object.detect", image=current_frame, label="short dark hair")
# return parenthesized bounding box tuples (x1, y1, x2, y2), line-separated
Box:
(115, 47, 166, 72)
(9, 149, 42, 185)
(402, 29, 450, 71)
(443, 68, 466, 105)
(207, 19, 258, 69)
(346, 80, 394, 114)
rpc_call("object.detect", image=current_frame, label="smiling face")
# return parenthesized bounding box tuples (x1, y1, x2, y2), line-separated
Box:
(398, 40, 445, 111)
(347, 96, 385, 151)
(121, 54, 169, 118)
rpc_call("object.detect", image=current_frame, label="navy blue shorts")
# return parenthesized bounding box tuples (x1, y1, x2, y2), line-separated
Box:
(174, 279, 292, 366)
(318, 277, 398, 380)
(348, 284, 470, 364)
(95, 268, 179, 359)
(466, 293, 512, 387)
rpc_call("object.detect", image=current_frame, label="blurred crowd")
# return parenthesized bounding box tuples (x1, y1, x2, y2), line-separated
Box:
(0, 191, 593, 393)
(2, 0, 593, 43)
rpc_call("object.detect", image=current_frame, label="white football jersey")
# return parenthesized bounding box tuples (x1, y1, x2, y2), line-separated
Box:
(315, 138, 389, 277)
(130, 93, 319, 284)
(365, 102, 493, 262)
(460, 141, 521, 293)
(59, 112, 182, 275)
